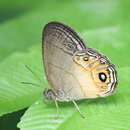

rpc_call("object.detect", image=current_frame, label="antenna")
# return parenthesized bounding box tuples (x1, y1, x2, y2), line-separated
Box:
(25, 65, 42, 83)
(21, 82, 42, 88)
(21, 65, 43, 88)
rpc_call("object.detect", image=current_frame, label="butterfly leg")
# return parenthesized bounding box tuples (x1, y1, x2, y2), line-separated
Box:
(43, 89, 59, 118)
(54, 98, 59, 118)
(72, 100, 86, 119)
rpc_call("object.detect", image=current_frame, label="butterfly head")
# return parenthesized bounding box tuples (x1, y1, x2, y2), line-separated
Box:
(73, 48, 118, 97)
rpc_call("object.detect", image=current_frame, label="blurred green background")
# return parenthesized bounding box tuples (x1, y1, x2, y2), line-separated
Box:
(0, 0, 130, 130)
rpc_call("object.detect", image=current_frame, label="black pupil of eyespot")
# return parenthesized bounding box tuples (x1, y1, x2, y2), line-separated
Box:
(84, 57, 88, 61)
(99, 72, 107, 82)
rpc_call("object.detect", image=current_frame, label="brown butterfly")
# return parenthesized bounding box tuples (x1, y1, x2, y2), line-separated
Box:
(42, 21, 118, 118)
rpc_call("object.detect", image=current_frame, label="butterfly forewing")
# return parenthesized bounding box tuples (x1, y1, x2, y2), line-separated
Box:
(42, 22, 88, 101)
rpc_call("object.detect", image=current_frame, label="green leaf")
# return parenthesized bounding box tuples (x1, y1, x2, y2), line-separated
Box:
(0, 45, 48, 116)
(17, 26, 130, 129)
(17, 67, 130, 130)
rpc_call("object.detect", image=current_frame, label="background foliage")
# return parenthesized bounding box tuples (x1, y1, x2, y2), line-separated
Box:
(0, 0, 130, 129)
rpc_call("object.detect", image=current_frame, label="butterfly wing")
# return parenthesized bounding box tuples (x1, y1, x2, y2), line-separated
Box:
(42, 21, 88, 101)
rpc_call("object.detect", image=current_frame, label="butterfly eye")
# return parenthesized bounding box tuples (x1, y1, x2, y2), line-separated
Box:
(83, 57, 89, 61)
(99, 72, 107, 82)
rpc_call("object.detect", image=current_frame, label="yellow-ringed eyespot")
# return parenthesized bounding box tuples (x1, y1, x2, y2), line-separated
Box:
(99, 72, 107, 82)
(83, 56, 89, 61)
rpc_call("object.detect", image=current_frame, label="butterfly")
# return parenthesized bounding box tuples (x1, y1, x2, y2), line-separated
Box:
(42, 21, 118, 118)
